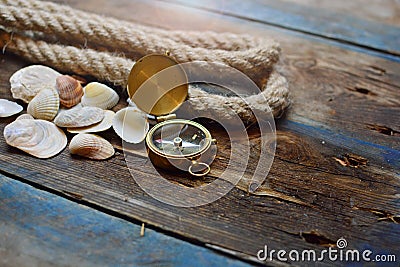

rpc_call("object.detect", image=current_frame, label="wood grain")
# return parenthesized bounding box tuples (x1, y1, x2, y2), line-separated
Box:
(282, 0, 400, 26)
(164, 0, 400, 56)
(0, 0, 399, 265)
(0, 174, 249, 267)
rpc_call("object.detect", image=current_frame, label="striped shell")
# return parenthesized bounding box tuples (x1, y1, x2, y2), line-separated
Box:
(27, 88, 60, 121)
(4, 119, 67, 158)
(54, 106, 104, 127)
(67, 110, 115, 134)
(69, 133, 114, 160)
(16, 114, 34, 120)
(0, 99, 23, 117)
(10, 65, 61, 103)
(81, 82, 119, 109)
(112, 107, 149, 144)
(56, 75, 83, 108)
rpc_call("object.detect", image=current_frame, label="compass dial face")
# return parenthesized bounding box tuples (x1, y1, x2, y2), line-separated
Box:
(147, 119, 211, 158)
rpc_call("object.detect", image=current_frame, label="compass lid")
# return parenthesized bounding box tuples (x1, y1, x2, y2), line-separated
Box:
(127, 54, 188, 116)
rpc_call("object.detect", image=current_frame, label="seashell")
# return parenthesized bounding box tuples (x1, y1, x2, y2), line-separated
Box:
(16, 114, 34, 120)
(10, 65, 61, 103)
(70, 75, 87, 85)
(81, 82, 119, 109)
(27, 88, 60, 121)
(0, 99, 23, 117)
(112, 107, 149, 144)
(4, 119, 67, 158)
(67, 110, 115, 134)
(56, 75, 83, 108)
(54, 106, 104, 127)
(69, 133, 114, 160)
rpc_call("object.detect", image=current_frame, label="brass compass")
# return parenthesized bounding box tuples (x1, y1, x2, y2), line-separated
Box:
(127, 54, 216, 176)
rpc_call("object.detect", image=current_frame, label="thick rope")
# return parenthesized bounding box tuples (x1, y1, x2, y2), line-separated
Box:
(0, 30, 289, 121)
(0, 0, 290, 122)
(0, 0, 269, 50)
(0, 0, 280, 82)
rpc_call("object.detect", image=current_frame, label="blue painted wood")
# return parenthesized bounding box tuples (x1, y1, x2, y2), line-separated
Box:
(280, 120, 400, 170)
(167, 0, 400, 56)
(0, 174, 250, 267)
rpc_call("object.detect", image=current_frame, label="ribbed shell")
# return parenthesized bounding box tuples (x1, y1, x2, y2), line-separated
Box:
(81, 82, 119, 109)
(16, 114, 34, 120)
(4, 119, 67, 158)
(10, 65, 61, 103)
(27, 88, 60, 121)
(69, 133, 114, 160)
(54, 106, 105, 127)
(67, 110, 115, 133)
(56, 75, 83, 108)
(112, 107, 149, 144)
(0, 99, 23, 117)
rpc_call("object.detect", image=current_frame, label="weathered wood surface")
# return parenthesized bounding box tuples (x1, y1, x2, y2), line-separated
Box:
(166, 0, 400, 56)
(0, 174, 249, 267)
(277, 0, 400, 27)
(0, 0, 399, 265)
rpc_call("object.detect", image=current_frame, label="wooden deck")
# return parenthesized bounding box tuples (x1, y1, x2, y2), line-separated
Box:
(0, 0, 399, 266)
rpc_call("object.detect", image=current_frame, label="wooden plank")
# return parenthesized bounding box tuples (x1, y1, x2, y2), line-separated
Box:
(281, 0, 400, 27)
(164, 0, 400, 56)
(0, 174, 250, 267)
(0, 0, 399, 264)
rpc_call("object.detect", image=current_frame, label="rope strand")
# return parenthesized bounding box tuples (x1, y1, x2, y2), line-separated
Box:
(0, 2, 280, 82)
(0, 0, 290, 121)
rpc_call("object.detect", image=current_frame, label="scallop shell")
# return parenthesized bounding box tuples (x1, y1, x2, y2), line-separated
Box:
(69, 133, 114, 160)
(54, 106, 105, 127)
(56, 75, 83, 108)
(67, 110, 115, 133)
(0, 99, 23, 117)
(16, 114, 34, 120)
(10, 65, 61, 103)
(4, 119, 67, 158)
(112, 107, 149, 144)
(81, 82, 119, 109)
(27, 88, 60, 121)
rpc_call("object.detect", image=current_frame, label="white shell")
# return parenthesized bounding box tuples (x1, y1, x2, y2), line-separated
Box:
(112, 107, 149, 144)
(27, 88, 60, 121)
(16, 114, 34, 120)
(4, 119, 67, 158)
(81, 82, 119, 109)
(67, 110, 115, 133)
(0, 99, 23, 117)
(69, 133, 114, 160)
(54, 106, 105, 128)
(10, 65, 61, 103)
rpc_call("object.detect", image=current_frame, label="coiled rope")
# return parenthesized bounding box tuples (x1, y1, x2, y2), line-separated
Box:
(0, 0, 290, 122)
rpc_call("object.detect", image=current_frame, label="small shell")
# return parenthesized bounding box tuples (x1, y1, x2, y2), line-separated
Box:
(4, 119, 67, 158)
(81, 82, 119, 109)
(69, 133, 114, 160)
(16, 114, 34, 120)
(56, 75, 83, 108)
(10, 65, 61, 103)
(67, 110, 115, 133)
(0, 99, 23, 117)
(54, 106, 105, 127)
(27, 88, 60, 121)
(112, 107, 149, 144)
